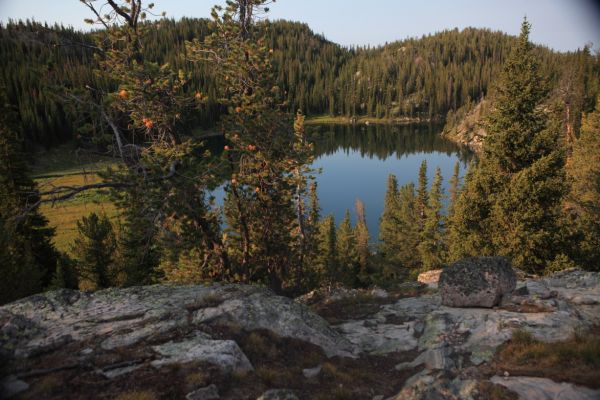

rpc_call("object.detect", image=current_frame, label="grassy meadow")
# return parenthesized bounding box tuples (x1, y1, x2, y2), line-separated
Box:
(31, 144, 120, 253)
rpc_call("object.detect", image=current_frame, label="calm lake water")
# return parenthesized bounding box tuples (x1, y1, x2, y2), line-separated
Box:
(308, 123, 474, 239)
(211, 123, 473, 240)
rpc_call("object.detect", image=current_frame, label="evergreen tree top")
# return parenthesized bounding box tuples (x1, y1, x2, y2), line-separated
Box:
(484, 17, 548, 173)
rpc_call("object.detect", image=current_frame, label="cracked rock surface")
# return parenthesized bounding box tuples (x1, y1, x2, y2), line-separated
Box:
(1, 269, 599, 399)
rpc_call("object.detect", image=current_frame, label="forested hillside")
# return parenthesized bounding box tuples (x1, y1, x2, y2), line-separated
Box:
(442, 46, 600, 149)
(1, 0, 600, 308)
(2, 18, 597, 150)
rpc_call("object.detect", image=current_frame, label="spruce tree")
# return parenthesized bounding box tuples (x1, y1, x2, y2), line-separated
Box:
(567, 96, 600, 269)
(487, 20, 567, 272)
(0, 87, 58, 304)
(447, 162, 461, 221)
(316, 214, 338, 287)
(308, 181, 321, 228)
(446, 163, 495, 261)
(48, 255, 79, 290)
(354, 198, 371, 285)
(395, 183, 421, 272)
(337, 209, 358, 286)
(117, 199, 162, 287)
(416, 160, 429, 229)
(379, 174, 400, 258)
(418, 167, 446, 270)
(71, 212, 117, 290)
(451, 19, 568, 273)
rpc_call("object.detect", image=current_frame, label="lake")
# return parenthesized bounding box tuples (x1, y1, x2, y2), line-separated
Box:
(211, 123, 473, 240)
(308, 123, 474, 240)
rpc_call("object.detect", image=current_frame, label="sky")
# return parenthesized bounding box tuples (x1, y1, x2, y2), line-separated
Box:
(1, 0, 599, 52)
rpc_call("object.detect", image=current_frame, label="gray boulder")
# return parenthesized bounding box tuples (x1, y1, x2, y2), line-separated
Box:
(439, 257, 516, 307)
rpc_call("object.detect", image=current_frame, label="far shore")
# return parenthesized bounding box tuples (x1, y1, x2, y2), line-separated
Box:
(305, 115, 441, 125)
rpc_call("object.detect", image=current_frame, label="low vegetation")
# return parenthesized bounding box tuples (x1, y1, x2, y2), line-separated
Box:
(491, 328, 600, 388)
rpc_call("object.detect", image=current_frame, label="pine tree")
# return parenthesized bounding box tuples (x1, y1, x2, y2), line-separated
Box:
(354, 198, 371, 285)
(379, 174, 399, 258)
(416, 160, 429, 229)
(71, 213, 117, 290)
(395, 183, 421, 272)
(117, 198, 162, 287)
(567, 96, 600, 269)
(308, 181, 320, 224)
(447, 162, 461, 221)
(316, 214, 338, 287)
(337, 209, 358, 286)
(484, 18, 548, 173)
(446, 163, 495, 261)
(0, 87, 58, 304)
(418, 167, 446, 270)
(451, 19, 568, 273)
(189, 0, 314, 293)
(48, 255, 79, 290)
(444, 162, 461, 261)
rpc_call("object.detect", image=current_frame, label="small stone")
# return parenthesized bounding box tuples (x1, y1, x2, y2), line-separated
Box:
(80, 347, 93, 355)
(503, 371, 510, 378)
(186, 384, 219, 400)
(302, 364, 322, 379)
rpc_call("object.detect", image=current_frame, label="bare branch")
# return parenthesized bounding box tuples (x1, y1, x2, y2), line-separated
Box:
(79, 0, 111, 30)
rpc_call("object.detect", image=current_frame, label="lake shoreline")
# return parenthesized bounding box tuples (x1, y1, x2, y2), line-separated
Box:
(305, 115, 443, 125)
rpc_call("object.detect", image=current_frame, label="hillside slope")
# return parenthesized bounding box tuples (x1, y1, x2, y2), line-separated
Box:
(3, 19, 595, 151)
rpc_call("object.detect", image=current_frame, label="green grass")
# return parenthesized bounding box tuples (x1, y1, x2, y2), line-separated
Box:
(305, 114, 428, 125)
(31, 142, 121, 254)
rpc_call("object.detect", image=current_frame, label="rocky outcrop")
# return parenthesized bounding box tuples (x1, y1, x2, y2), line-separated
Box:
(441, 97, 489, 152)
(0, 284, 353, 361)
(439, 256, 516, 307)
(1, 269, 599, 399)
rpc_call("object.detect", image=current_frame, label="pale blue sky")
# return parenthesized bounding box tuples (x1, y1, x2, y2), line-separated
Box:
(0, 0, 599, 52)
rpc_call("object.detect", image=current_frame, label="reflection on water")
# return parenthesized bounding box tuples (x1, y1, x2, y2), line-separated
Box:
(309, 123, 472, 163)
(307, 123, 474, 239)
(206, 123, 474, 240)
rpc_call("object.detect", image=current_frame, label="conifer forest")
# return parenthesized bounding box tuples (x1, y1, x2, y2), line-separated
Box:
(1, 0, 599, 305)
